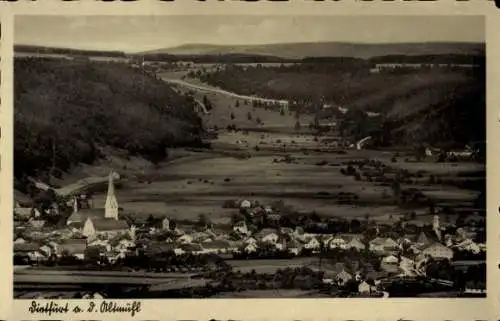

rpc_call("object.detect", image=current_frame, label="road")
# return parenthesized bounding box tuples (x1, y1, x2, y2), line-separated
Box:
(160, 77, 289, 106)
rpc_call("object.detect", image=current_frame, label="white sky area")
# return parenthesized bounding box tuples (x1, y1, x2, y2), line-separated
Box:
(15, 15, 484, 53)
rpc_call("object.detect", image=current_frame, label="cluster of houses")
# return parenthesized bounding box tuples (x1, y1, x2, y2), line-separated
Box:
(14, 172, 485, 293)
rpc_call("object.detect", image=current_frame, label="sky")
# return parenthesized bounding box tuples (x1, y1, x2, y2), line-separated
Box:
(15, 15, 484, 53)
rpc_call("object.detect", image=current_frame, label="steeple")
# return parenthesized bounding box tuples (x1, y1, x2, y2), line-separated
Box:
(105, 171, 119, 220)
(433, 215, 441, 241)
(73, 197, 79, 213)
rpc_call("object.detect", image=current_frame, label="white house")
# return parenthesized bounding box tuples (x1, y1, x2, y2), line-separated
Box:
(39, 245, 53, 257)
(244, 242, 258, 253)
(161, 217, 170, 231)
(88, 239, 112, 252)
(421, 243, 454, 260)
(82, 217, 130, 239)
(326, 236, 347, 250)
(177, 234, 194, 244)
(233, 221, 250, 235)
(58, 239, 87, 260)
(454, 239, 482, 254)
(304, 236, 321, 250)
(370, 237, 398, 253)
(14, 237, 26, 244)
(240, 200, 252, 209)
(244, 236, 257, 245)
(347, 237, 366, 251)
(287, 240, 303, 256)
(358, 280, 377, 294)
(335, 270, 353, 285)
(261, 232, 279, 244)
(382, 255, 399, 264)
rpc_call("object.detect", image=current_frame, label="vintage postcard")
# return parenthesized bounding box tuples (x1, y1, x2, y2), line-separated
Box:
(0, 1, 497, 321)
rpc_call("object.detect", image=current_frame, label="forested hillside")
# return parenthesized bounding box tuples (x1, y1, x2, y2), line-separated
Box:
(14, 58, 204, 180)
(200, 60, 485, 149)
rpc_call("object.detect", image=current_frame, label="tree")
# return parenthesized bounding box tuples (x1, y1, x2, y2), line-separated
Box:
(391, 181, 401, 203)
(294, 120, 301, 131)
(415, 144, 426, 162)
(314, 114, 320, 129)
(197, 214, 208, 227)
(146, 214, 156, 227)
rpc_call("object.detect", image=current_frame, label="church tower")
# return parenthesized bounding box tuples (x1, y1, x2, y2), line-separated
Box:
(73, 197, 79, 213)
(433, 215, 441, 241)
(104, 171, 119, 220)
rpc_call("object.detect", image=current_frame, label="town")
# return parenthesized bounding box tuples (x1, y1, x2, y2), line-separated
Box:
(14, 154, 486, 298)
(13, 16, 486, 300)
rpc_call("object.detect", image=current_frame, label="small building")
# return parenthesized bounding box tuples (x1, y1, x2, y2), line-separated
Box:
(177, 234, 194, 244)
(58, 239, 88, 260)
(325, 235, 347, 250)
(240, 200, 252, 209)
(233, 220, 249, 235)
(82, 217, 130, 239)
(244, 242, 258, 253)
(260, 231, 279, 244)
(335, 270, 353, 286)
(347, 237, 366, 251)
(304, 236, 321, 250)
(358, 280, 377, 294)
(369, 237, 398, 253)
(287, 240, 303, 256)
(382, 255, 399, 264)
(201, 240, 230, 254)
(161, 217, 170, 231)
(14, 243, 44, 262)
(421, 243, 454, 260)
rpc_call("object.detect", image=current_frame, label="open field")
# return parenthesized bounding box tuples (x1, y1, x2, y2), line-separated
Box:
(79, 128, 482, 225)
(228, 258, 319, 274)
(14, 267, 199, 279)
(212, 289, 327, 298)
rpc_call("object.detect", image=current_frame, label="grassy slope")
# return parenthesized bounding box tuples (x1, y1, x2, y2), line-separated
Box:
(14, 58, 204, 182)
(143, 42, 484, 59)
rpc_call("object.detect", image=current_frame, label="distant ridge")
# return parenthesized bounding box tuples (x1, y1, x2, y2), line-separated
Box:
(14, 44, 127, 58)
(140, 41, 485, 59)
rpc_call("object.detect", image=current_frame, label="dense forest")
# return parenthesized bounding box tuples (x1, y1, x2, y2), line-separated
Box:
(14, 58, 205, 180)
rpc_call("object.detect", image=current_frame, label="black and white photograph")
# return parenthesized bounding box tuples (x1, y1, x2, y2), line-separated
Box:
(13, 15, 486, 299)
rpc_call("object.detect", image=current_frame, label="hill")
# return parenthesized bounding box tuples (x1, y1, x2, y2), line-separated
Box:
(15, 45, 127, 58)
(141, 42, 485, 59)
(198, 61, 485, 150)
(14, 57, 205, 182)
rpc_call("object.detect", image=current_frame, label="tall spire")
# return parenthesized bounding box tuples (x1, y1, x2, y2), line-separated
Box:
(73, 197, 79, 213)
(433, 215, 441, 241)
(105, 171, 119, 220)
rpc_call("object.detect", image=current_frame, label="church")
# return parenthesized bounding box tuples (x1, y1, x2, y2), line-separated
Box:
(66, 171, 132, 239)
